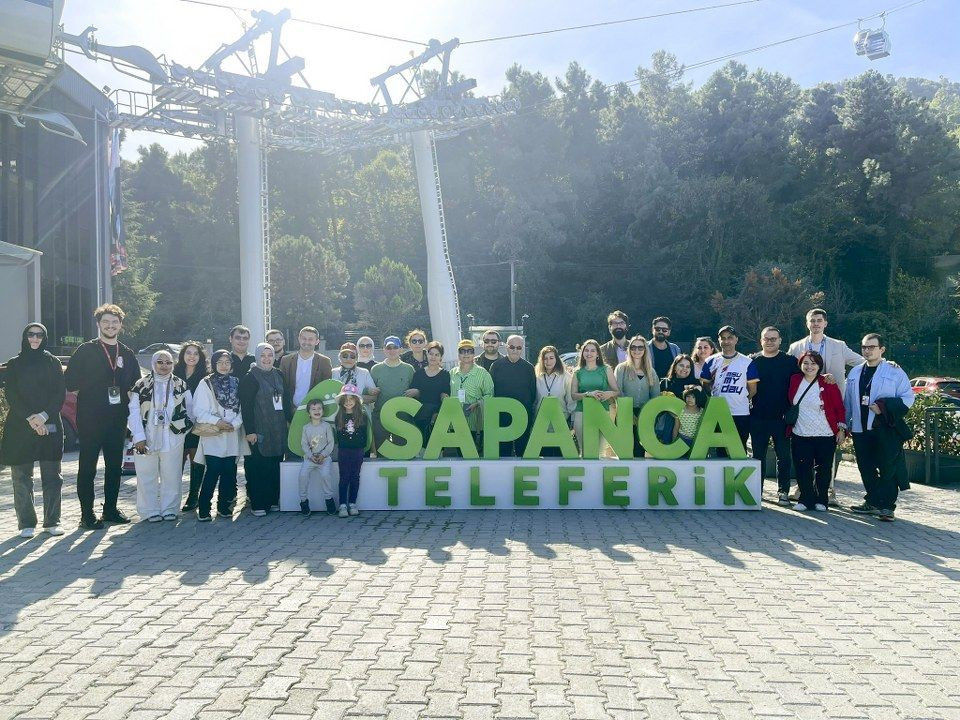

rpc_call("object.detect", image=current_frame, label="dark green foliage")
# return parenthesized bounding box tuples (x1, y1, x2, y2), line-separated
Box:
(118, 55, 960, 353)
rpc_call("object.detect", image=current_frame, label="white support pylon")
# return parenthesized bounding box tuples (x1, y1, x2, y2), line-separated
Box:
(411, 129, 462, 363)
(236, 114, 267, 342)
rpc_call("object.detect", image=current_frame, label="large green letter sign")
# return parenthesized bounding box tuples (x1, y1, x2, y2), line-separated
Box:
(523, 397, 579, 459)
(378, 397, 423, 460)
(636, 395, 689, 460)
(423, 397, 478, 459)
(482, 397, 528, 459)
(688, 398, 747, 459)
(581, 397, 634, 459)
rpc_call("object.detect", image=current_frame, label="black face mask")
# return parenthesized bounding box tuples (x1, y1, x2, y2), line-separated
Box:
(611, 328, 627, 340)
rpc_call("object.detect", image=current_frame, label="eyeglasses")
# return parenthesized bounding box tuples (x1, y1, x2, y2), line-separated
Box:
(410, 338, 425, 344)
(340, 353, 357, 359)
(26, 331, 45, 338)
(358, 343, 373, 348)
(761, 337, 779, 342)
(507, 345, 523, 351)
(653, 326, 670, 332)
(630, 345, 645, 351)
(861, 345, 880, 350)
(458, 349, 475, 355)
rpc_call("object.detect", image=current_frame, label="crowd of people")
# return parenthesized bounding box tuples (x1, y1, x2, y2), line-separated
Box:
(1, 303, 915, 536)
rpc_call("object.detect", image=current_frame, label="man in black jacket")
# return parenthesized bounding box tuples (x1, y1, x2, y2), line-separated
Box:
(64, 304, 140, 530)
(489, 335, 537, 457)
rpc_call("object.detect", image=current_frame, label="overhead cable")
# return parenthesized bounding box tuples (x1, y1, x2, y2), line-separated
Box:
(460, 0, 764, 45)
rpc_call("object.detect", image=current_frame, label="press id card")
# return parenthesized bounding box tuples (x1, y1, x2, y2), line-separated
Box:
(272, 393, 283, 411)
(108, 386, 122, 405)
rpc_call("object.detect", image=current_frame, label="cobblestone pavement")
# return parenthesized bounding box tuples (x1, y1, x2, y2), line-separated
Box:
(0, 455, 958, 720)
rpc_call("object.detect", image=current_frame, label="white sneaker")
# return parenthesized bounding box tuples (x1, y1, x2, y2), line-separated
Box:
(19, 527, 35, 538)
(793, 503, 808, 512)
(814, 503, 828, 512)
(251, 509, 267, 517)
(348, 504, 359, 516)
(338, 504, 349, 518)
(42, 525, 64, 536)
(147, 515, 163, 523)
(269, 505, 279, 512)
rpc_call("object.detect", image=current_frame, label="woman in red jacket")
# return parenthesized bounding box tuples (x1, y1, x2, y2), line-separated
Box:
(786, 351, 847, 512)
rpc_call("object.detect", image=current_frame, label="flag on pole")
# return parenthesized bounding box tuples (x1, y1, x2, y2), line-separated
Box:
(107, 128, 128, 275)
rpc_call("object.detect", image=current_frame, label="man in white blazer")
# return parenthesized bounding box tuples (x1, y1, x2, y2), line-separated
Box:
(787, 308, 863, 393)
(788, 307, 863, 506)
(843, 334, 914, 521)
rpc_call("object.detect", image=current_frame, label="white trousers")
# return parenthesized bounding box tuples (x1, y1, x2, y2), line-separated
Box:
(298, 457, 334, 501)
(135, 443, 185, 518)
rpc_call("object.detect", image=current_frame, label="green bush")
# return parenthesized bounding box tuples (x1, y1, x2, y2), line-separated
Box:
(905, 392, 960, 457)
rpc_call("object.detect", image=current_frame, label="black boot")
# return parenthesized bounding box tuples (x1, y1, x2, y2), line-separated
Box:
(100, 506, 130, 524)
(181, 462, 204, 512)
(325, 498, 337, 515)
(300, 500, 311, 516)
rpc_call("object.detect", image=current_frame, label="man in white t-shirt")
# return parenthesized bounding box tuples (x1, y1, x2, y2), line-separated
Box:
(700, 325, 759, 456)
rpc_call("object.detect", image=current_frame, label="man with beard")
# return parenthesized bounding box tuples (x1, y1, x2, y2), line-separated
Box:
(599, 310, 630, 369)
(649, 316, 682, 380)
(64, 304, 140, 530)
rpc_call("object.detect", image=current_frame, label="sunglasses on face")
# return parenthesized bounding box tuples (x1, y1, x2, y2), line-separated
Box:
(630, 345, 645, 351)
(507, 345, 523, 351)
(340, 353, 357, 359)
(358, 343, 373, 348)
(459, 349, 475, 355)
(483, 339, 499, 344)
(26, 331, 45, 338)
(410, 338, 425, 344)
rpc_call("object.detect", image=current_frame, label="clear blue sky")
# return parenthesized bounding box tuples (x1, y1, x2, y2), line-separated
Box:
(61, 0, 955, 159)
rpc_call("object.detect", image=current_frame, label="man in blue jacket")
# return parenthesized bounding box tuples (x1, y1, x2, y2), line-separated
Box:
(843, 333, 914, 522)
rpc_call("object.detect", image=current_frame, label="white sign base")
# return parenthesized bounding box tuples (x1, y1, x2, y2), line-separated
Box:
(279, 459, 762, 511)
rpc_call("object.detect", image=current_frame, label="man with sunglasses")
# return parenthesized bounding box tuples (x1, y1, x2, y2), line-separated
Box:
(489, 335, 537, 457)
(649, 316, 682, 380)
(477, 330, 502, 372)
(844, 334, 914, 522)
(64, 304, 140, 530)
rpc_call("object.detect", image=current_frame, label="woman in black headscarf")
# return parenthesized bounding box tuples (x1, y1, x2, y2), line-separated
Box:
(238, 343, 287, 516)
(1, 323, 66, 537)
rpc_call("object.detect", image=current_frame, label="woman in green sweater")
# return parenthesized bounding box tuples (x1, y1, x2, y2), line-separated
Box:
(570, 339, 619, 455)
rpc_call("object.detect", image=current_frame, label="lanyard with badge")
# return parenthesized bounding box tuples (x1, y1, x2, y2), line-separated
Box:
(101, 341, 124, 405)
(861, 370, 876, 407)
(153, 378, 173, 425)
(544, 374, 558, 397)
(457, 372, 469, 404)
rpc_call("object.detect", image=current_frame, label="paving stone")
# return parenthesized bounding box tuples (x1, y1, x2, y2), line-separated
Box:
(0, 459, 957, 720)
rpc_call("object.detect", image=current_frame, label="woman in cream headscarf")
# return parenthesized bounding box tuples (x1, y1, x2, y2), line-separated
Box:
(128, 350, 193, 521)
(356, 336, 376, 371)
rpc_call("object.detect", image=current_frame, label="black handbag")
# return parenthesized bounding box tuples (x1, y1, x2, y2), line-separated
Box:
(784, 377, 818, 425)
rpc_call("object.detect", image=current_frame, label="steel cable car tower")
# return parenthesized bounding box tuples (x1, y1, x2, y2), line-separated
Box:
(1, 4, 517, 354)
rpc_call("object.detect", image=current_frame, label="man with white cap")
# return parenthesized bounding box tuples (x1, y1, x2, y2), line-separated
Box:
(370, 336, 415, 451)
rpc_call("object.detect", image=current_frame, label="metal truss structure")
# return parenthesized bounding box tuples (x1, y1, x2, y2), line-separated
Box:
(1, 5, 517, 351)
